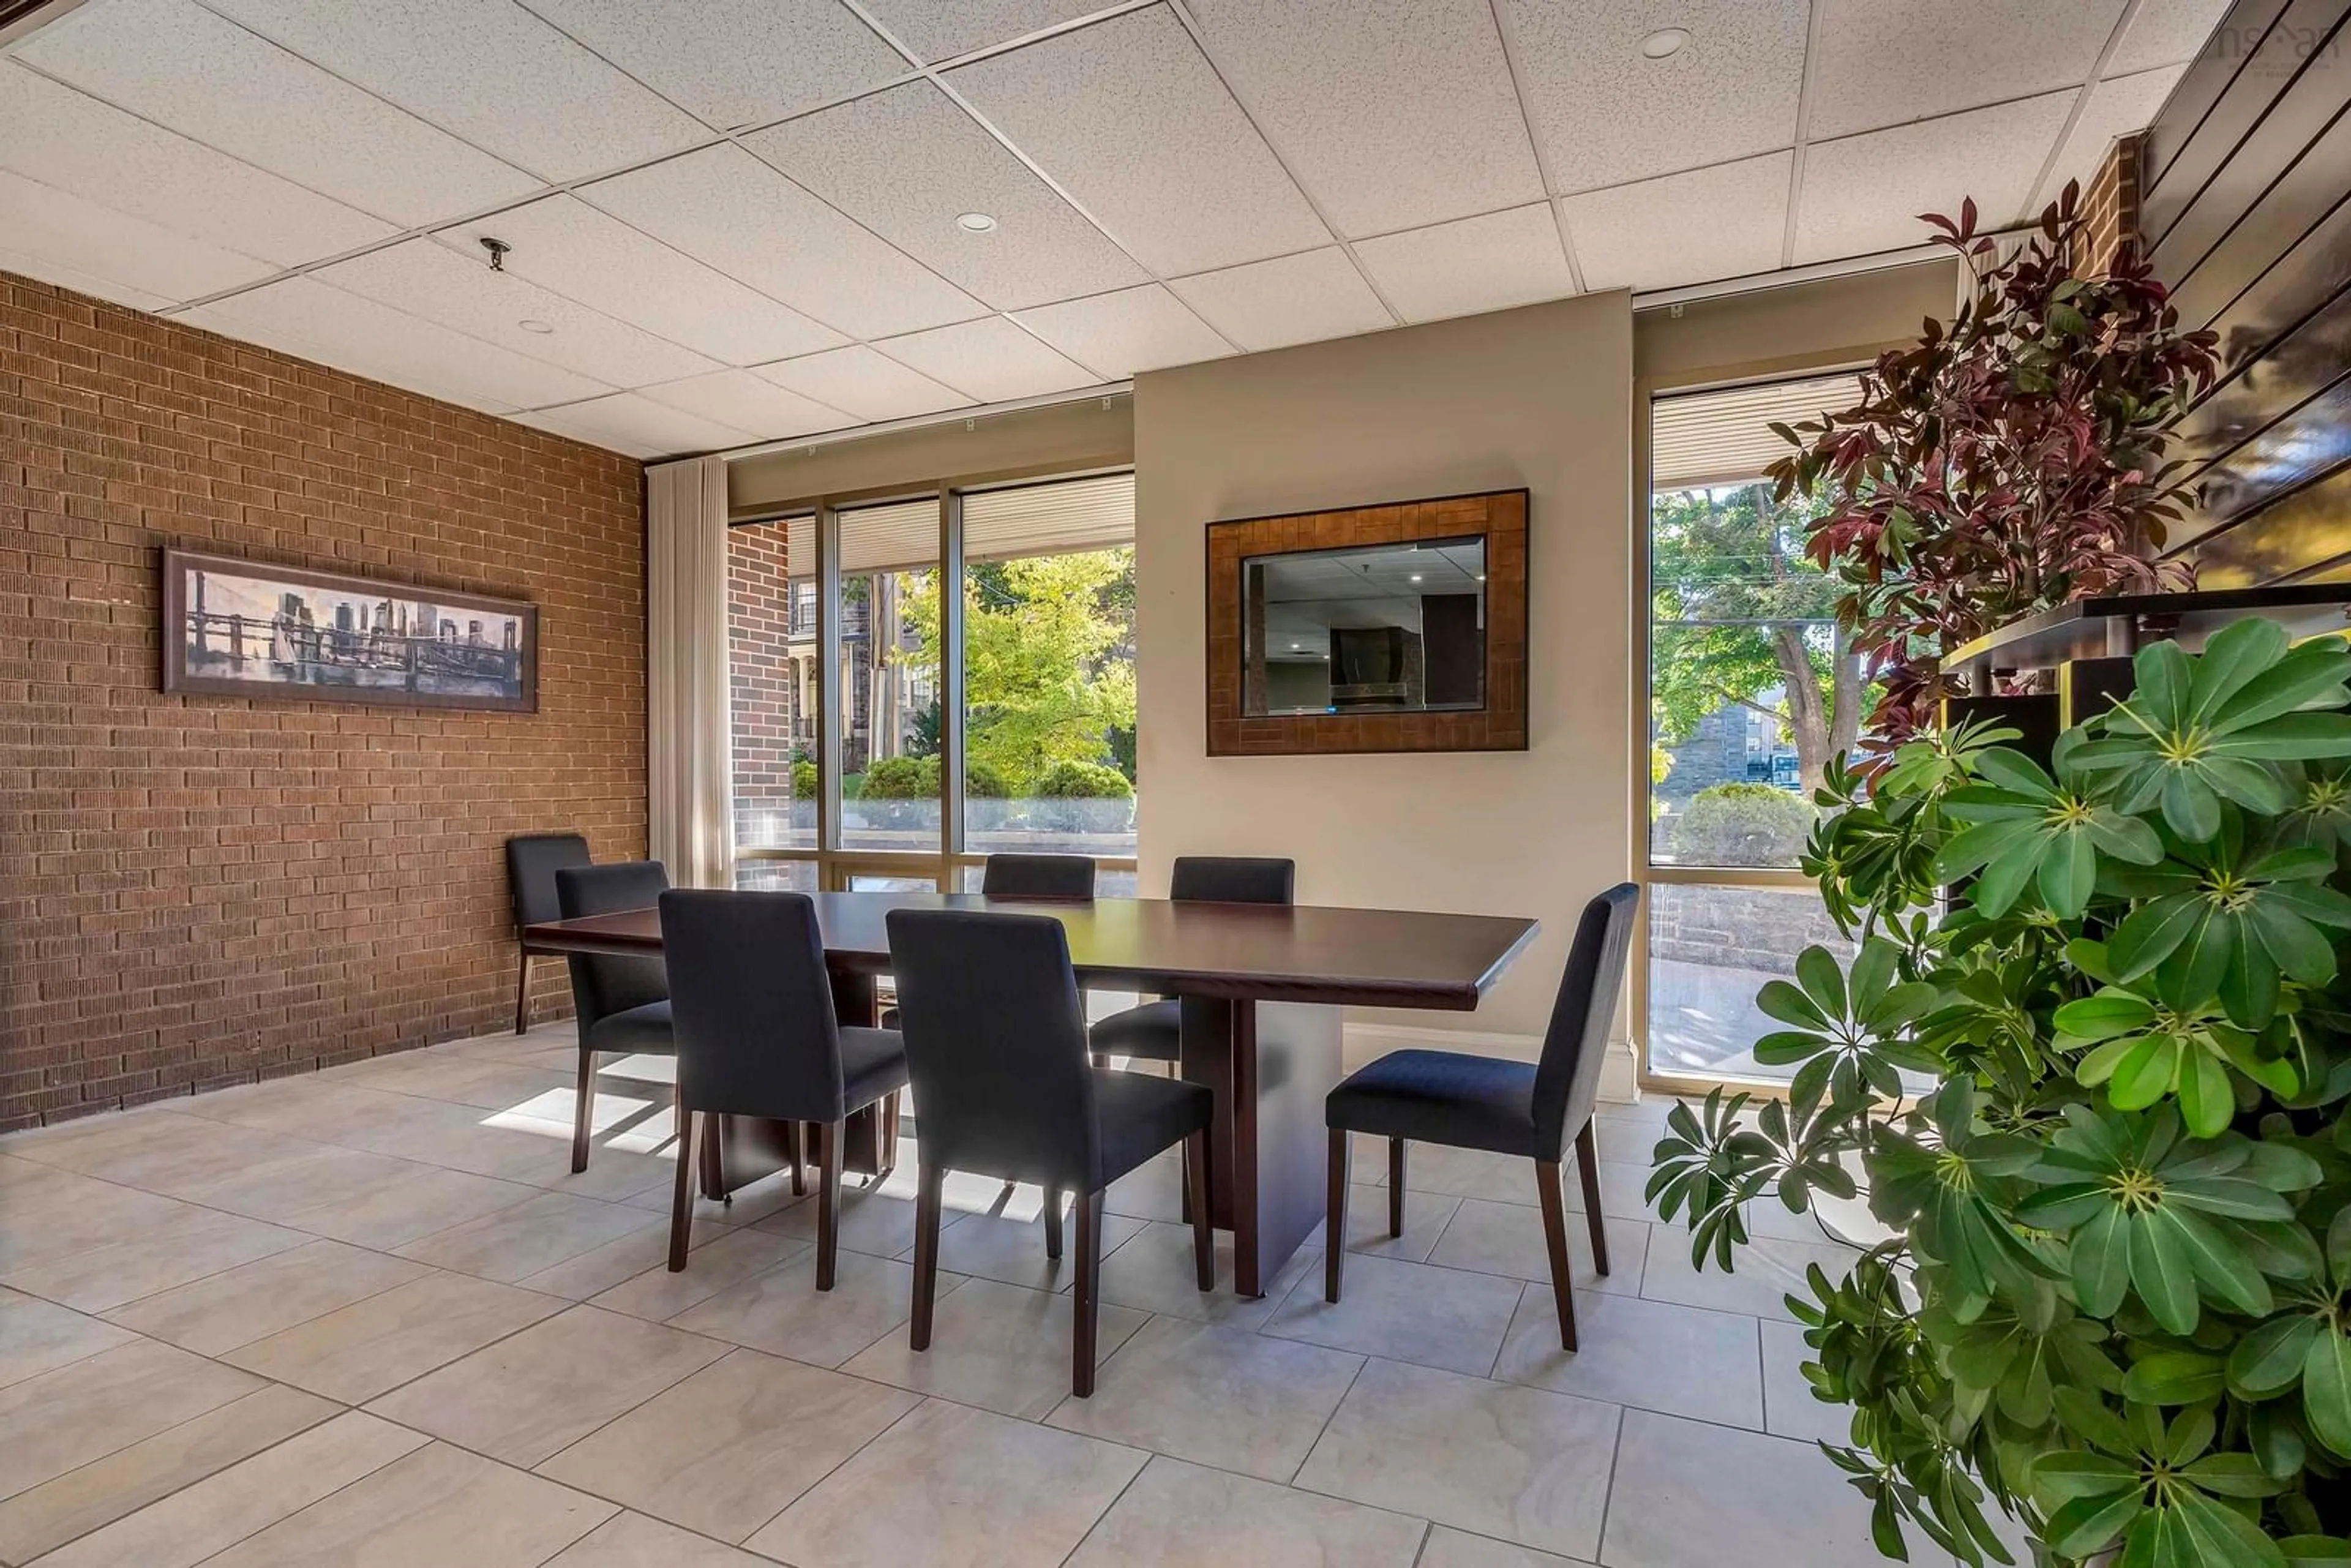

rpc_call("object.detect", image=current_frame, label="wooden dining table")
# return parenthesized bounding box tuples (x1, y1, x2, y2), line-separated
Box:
(523, 890, 1539, 1296)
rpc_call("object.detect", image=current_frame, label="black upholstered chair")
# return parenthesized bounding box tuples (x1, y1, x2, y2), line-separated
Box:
(1087, 856, 1295, 1064)
(555, 861, 673, 1174)
(1324, 882, 1640, 1350)
(506, 833, 590, 1034)
(660, 890, 908, 1286)
(981, 852, 1096, 899)
(887, 908, 1213, 1397)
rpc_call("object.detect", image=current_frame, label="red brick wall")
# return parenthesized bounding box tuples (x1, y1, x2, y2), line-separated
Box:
(1, 272, 648, 1130)
(727, 519, 797, 836)
(2077, 132, 2143, 276)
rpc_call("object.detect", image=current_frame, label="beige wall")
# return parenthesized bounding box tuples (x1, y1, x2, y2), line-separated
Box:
(1133, 293, 1635, 1045)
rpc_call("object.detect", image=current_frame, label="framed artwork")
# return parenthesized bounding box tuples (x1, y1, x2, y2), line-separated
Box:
(161, 549, 538, 713)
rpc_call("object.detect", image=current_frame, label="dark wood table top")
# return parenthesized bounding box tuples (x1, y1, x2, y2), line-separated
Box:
(525, 891, 1540, 1011)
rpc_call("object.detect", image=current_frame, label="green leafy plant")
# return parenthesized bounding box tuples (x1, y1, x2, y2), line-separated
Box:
(1671, 781, 1820, 867)
(1033, 760, 1133, 799)
(1651, 617, 2351, 1567)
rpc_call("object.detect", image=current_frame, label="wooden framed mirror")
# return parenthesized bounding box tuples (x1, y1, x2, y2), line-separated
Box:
(1205, 489, 1528, 756)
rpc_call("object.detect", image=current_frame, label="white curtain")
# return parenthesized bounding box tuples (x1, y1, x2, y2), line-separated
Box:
(646, 456, 733, 889)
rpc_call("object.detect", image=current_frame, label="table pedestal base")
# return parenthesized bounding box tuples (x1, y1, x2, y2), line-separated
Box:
(1182, 996, 1343, 1297)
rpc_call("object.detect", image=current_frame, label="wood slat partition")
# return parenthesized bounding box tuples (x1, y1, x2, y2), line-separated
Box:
(2143, 0, 2351, 585)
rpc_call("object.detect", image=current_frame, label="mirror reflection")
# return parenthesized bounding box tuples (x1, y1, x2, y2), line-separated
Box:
(1241, 537, 1486, 716)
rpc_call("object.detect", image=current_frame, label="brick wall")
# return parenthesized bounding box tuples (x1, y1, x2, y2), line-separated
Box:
(1, 272, 647, 1130)
(2077, 132, 2143, 276)
(727, 519, 795, 846)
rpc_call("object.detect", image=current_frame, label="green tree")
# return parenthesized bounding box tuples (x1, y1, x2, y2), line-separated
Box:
(1651, 482, 1862, 795)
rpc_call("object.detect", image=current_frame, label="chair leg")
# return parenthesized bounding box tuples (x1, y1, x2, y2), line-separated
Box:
(910, 1162, 944, 1351)
(1185, 1130, 1213, 1291)
(1325, 1128, 1348, 1303)
(1043, 1186, 1063, 1261)
(1575, 1122, 1610, 1276)
(1072, 1188, 1103, 1398)
(513, 950, 532, 1035)
(876, 1092, 901, 1182)
(815, 1120, 844, 1291)
(1388, 1138, 1407, 1238)
(1536, 1159, 1578, 1352)
(667, 1108, 697, 1272)
(571, 1049, 596, 1174)
(787, 1120, 806, 1198)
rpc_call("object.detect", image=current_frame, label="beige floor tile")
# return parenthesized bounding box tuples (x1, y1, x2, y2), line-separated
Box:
(843, 1277, 1147, 1419)
(2, 1112, 267, 1185)
(1637, 1226, 1858, 1322)
(0, 1383, 334, 1564)
(1065, 1454, 1426, 1567)
(174, 1145, 421, 1223)
(1308, 1182, 1461, 1263)
(169, 1079, 430, 1141)
(1561, 1158, 1660, 1223)
(922, 1208, 1148, 1292)
(546, 1510, 778, 1566)
(670, 1247, 941, 1368)
(0, 1172, 198, 1275)
(1093, 1221, 1318, 1331)
(366, 1304, 728, 1467)
(1588, 1116, 1671, 1167)
(759, 1184, 923, 1260)
(223, 1269, 566, 1403)
(280, 1164, 541, 1250)
(516, 1144, 685, 1205)
(3, 1210, 312, 1315)
(1425, 1199, 1647, 1297)
(342, 1054, 574, 1110)
(1048, 1316, 1363, 1481)
(1293, 1358, 1619, 1561)
(745, 1397, 1146, 1568)
(1491, 1285, 1763, 1427)
(618, 1166, 806, 1229)
(0, 1288, 138, 1389)
(0, 1338, 262, 1502)
(1381, 1144, 1532, 1206)
(198, 1440, 616, 1567)
(1100, 1153, 1187, 1223)
(103, 1239, 430, 1355)
(396, 1190, 666, 1284)
(1760, 1318, 1851, 1445)
(591, 1226, 809, 1322)
(1598, 1409, 1891, 1567)
(32, 1411, 426, 1568)
(1264, 1253, 1521, 1376)
(537, 1347, 916, 1542)
(1417, 1525, 1594, 1566)
(512, 1212, 742, 1300)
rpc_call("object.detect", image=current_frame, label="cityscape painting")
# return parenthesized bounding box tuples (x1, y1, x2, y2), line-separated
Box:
(161, 549, 538, 712)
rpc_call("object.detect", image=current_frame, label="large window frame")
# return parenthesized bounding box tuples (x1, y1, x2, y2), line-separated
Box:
(732, 466, 1139, 894)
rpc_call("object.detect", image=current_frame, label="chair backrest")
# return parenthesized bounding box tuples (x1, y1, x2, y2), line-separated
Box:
(555, 861, 670, 1031)
(981, 853, 1096, 899)
(507, 832, 590, 930)
(1531, 883, 1643, 1157)
(1169, 855, 1294, 906)
(659, 890, 849, 1121)
(886, 908, 1097, 1187)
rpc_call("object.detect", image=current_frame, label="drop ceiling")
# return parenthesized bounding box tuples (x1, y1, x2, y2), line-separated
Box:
(1, 0, 2224, 460)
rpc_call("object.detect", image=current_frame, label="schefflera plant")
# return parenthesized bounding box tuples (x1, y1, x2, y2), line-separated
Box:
(1650, 617, 2351, 1568)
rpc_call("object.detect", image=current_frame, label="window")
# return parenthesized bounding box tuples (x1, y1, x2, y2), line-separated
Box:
(834, 498, 942, 853)
(727, 515, 816, 882)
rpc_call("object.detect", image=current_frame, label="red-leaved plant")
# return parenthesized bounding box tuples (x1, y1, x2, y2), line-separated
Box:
(1764, 181, 2221, 752)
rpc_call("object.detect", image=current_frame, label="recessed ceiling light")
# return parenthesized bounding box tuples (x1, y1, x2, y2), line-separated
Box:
(1409, 573, 1424, 583)
(517, 318, 554, 334)
(955, 211, 998, 233)
(1640, 26, 1690, 59)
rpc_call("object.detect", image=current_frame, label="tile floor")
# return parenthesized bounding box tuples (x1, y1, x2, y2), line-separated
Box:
(0, 1022, 1986, 1567)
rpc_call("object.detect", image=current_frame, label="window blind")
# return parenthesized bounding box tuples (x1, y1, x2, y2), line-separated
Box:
(786, 497, 940, 579)
(964, 472, 1135, 562)
(1650, 373, 1865, 492)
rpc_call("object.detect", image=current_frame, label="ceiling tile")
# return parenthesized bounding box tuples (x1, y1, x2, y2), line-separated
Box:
(1010, 284, 1232, 377)
(1502, 0, 1807, 192)
(1352, 203, 1574, 323)
(1795, 92, 2079, 263)
(0, 167, 278, 305)
(746, 82, 1146, 310)
(517, 0, 906, 130)
(1808, 0, 2126, 140)
(1169, 248, 1393, 351)
(0, 61, 394, 266)
(2107, 0, 2233, 74)
(0, 245, 172, 312)
(2039, 66, 2184, 209)
(511, 391, 756, 459)
(179, 274, 612, 412)
(581, 143, 983, 340)
(17, 0, 539, 227)
(1559, 152, 1791, 291)
(943, 6, 1330, 275)
(754, 345, 973, 422)
(638, 368, 852, 440)
(1182, 0, 1542, 236)
(203, 0, 708, 183)
(442, 195, 844, 365)
(872, 316, 1099, 401)
(858, 0, 1109, 62)
(316, 236, 721, 385)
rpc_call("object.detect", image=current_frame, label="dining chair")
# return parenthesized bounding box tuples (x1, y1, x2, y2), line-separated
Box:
(1087, 855, 1295, 1065)
(887, 907, 1214, 1397)
(660, 890, 909, 1285)
(555, 860, 673, 1174)
(981, 852, 1097, 899)
(505, 832, 589, 1034)
(1323, 882, 1639, 1351)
